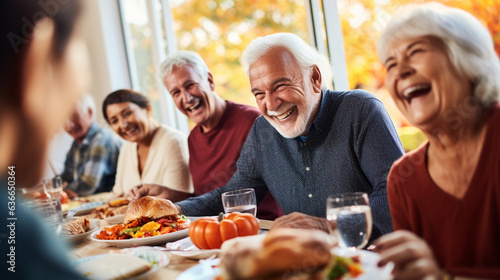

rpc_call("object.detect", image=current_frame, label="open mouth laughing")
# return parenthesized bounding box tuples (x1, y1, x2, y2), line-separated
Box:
(123, 126, 138, 137)
(186, 99, 202, 112)
(401, 84, 431, 103)
(275, 107, 295, 120)
(268, 105, 296, 121)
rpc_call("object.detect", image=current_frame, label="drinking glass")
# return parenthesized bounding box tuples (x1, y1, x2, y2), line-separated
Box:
(24, 198, 63, 235)
(326, 192, 372, 249)
(43, 175, 63, 200)
(221, 188, 257, 216)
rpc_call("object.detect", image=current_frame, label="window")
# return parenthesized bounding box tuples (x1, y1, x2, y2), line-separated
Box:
(118, 0, 345, 131)
(337, 0, 500, 151)
(169, 0, 311, 108)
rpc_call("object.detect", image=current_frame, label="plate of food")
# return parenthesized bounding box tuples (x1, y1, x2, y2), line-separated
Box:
(72, 247, 169, 280)
(86, 198, 130, 221)
(62, 217, 100, 244)
(165, 236, 221, 260)
(66, 201, 105, 216)
(177, 228, 392, 280)
(91, 196, 190, 247)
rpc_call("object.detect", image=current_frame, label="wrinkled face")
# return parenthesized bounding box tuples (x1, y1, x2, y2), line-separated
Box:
(384, 36, 472, 130)
(64, 108, 93, 142)
(163, 64, 216, 127)
(249, 48, 321, 138)
(106, 102, 153, 143)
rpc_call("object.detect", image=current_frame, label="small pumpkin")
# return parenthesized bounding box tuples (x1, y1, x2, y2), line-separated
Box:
(189, 212, 259, 249)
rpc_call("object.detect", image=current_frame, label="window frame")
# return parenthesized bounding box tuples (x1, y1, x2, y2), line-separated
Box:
(118, 0, 348, 131)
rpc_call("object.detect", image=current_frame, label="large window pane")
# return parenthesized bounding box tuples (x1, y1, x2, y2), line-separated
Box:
(338, 0, 500, 151)
(170, 0, 311, 108)
(120, 0, 163, 122)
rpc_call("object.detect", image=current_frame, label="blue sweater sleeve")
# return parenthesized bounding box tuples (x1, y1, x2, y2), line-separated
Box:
(352, 94, 404, 236)
(176, 123, 268, 216)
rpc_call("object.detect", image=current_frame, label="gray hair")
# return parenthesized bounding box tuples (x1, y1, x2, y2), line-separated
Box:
(76, 94, 95, 119)
(160, 51, 210, 82)
(241, 33, 333, 90)
(377, 2, 500, 106)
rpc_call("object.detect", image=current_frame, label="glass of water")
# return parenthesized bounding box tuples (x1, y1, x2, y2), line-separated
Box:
(24, 198, 63, 235)
(43, 176, 63, 200)
(326, 192, 372, 249)
(221, 188, 257, 216)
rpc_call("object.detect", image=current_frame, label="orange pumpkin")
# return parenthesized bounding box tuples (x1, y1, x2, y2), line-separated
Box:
(189, 213, 259, 249)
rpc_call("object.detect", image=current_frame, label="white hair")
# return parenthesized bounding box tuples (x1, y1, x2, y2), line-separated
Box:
(377, 2, 500, 106)
(160, 51, 210, 82)
(76, 94, 95, 119)
(241, 33, 333, 90)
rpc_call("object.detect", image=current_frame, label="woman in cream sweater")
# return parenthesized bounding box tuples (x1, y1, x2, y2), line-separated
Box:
(103, 89, 193, 201)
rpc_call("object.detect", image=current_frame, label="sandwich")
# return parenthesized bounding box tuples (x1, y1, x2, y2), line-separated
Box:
(96, 196, 189, 240)
(219, 228, 334, 280)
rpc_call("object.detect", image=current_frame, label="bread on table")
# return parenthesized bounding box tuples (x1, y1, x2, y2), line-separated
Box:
(124, 196, 178, 224)
(219, 228, 335, 280)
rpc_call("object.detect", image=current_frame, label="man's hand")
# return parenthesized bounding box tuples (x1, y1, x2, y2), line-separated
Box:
(270, 212, 328, 232)
(64, 189, 79, 199)
(126, 184, 192, 202)
(372, 230, 444, 280)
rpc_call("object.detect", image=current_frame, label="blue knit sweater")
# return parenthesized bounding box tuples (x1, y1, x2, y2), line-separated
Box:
(177, 89, 404, 239)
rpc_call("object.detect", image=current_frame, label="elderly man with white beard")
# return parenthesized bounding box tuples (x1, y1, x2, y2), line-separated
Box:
(138, 33, 404, 241)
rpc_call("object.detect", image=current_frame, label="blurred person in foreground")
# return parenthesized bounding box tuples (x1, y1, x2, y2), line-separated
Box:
(0, 0, 89, 279)
(127, 51, 283, 220)
(135, 33, 404, 240)
(373, 3, 500, 279)
(62, 94, 122, 198)
(102, 89, 193, 201)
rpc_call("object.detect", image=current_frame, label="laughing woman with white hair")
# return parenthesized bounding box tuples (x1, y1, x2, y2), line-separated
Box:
(373, 2, 500, 279)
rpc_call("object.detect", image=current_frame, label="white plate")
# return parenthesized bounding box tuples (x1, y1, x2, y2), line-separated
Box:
(91, 228, 190, 247)
(66, 201, 105, 216)
(166, 237, 220, 260)
(104, 214, 125, 224)
(176, 258, 220, 280)
(63, 219, 100, 244)
(176, 248, 393, 280)
(72, 247, 169, 280)
(331, 247, 393, 280)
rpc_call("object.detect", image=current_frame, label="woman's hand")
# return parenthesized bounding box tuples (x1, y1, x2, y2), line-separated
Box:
(126, 184, 192, 202)
(372, 230, 445, 280)
(270, 212, 328, 232)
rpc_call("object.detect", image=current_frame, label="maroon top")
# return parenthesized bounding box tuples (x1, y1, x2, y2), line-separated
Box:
(188, 101, 283, 220)
(387, 103, 500, 278)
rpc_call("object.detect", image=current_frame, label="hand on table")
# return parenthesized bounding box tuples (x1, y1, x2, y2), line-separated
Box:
(270, 212, 328, 232)
(372, 230, 445, 280)
(64, 188, 79, 199)
(125, 184, 192, 202)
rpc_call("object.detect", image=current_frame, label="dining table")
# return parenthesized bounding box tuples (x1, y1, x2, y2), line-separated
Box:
(63, 194, 478, 280)
(67, 216, 274, 279)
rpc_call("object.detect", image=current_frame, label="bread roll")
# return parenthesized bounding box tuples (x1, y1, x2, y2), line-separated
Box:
(124, 196, 178, 224)
(220, 228, 334, 279)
